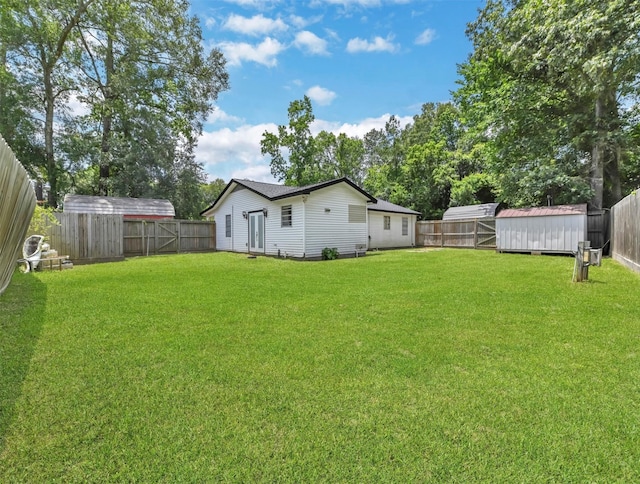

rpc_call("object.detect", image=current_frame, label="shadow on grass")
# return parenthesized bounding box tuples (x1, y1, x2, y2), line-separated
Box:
(0, 271, 46, 452)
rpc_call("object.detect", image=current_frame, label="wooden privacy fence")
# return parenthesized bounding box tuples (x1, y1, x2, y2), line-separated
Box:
(611, 191, 640, 273)
(0, 135, 36, 294)
(123, 219, 216, 257)
(46, 214, 216, 264)
(48, 213, 125, 264)
(416, 218, 496, 249)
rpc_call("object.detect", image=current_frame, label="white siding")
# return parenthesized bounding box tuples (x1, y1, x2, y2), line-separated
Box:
(303, 184, 369, 258)
(496, 214, 587, 253)
(368, 211, 416, 249)
(264, 197, 305, 257)
(208, 186, 306, 257)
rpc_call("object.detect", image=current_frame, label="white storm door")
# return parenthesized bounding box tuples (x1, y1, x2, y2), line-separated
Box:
(249, 212, 265, 253)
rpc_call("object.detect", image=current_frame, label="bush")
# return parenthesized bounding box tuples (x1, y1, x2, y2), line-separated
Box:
(27, 205, 59, 240)
(322, 247, 339, 260)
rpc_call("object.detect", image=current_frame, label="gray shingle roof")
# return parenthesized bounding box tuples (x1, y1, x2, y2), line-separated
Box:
(368, 199, 420, 215)
(201, 177, 376, 215)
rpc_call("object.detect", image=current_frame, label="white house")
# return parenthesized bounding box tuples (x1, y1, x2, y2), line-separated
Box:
(367, 199, 420, 249)
(200, 177, 377, 259)
(201, 178, 421, 258)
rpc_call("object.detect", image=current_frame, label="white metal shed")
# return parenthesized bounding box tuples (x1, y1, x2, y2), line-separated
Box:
(496, 204, 588, 254)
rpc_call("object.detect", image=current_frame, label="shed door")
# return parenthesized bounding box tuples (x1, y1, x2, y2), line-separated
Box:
(249, 212, 265, 254)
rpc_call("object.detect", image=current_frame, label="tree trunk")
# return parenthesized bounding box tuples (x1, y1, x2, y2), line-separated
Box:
(98, 34, 114, 196)
(590, 95, 606, 211)
(44, 67, 57, 208)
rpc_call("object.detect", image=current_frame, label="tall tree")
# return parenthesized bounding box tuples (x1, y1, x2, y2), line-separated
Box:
(261, 96, 317, 186)
(71, 0, 228, 198)
(457, 0, 640, 208)
(5, 0, 95, 207)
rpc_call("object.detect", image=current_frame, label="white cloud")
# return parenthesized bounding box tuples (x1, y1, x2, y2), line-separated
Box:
(309, 0, 410, 7)
(415, 28, 436, 45)
(294, 31, 329, 55)
(222, 14, 288, 36)
(306, 86, 337, 106)
(346, 35, 399, 53)
(230, 164, 275, 183)
(204, 17, 217, 29)
(197, 123, 276, 166)
(289, 14, 323, 29)
(310, 0, 383, 6)
(218, 37, 286, 67)
(206, 108, 243, 125)
(65, 94, 90, 117)
(311, 114, 412, 138)
(222, 0, 280, 7)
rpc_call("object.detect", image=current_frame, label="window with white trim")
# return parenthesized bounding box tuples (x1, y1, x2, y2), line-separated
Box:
(402, 217, 408, 236)
(384, 216, 390, 230)
(225, 214, 231, 237)
(281, 205, 292, 227)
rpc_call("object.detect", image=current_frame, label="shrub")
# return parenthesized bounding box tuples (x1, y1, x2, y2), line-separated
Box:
(27, 205, 59, 240)
(321, 247, 339, 260)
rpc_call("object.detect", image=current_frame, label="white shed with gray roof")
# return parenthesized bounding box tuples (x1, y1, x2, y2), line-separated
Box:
(64, 195, 175, 219)
(496, 204, 587, 254)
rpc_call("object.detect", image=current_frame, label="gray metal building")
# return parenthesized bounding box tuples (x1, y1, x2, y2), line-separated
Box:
(496, 204, 587, 254)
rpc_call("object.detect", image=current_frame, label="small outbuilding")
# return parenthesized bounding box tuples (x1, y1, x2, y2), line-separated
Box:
(368, 199, 420, 249)
(496, 204, 587, 254)
(442, 203, 501, 221)
(63, 195, 175, 219)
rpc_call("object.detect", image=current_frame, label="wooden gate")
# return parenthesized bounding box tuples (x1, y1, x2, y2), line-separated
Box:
(416, 218, 496, 249)
(476, 218, 496, 248)
(123, 219, 215, 257)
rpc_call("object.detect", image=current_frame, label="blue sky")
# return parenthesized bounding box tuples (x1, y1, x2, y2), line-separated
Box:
(192, 0, 485, 184)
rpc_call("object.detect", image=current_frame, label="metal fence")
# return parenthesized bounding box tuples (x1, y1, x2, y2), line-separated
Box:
(0, 135, 36, 294)
(612, 191, 640, 273)
(46, 214, 216, 264)
(416, 218, 496, 249)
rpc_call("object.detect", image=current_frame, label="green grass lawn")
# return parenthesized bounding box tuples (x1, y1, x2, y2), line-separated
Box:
(1, 249, 640, 482)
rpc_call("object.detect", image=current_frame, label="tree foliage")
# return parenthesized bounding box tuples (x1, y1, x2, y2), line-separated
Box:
(1, 0, 229, 218)
(456, 0, 640, 208)
(261, 96, 365, 186)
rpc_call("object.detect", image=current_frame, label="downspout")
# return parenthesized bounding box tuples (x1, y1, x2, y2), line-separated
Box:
(302, 195, 308, 258)
(231, 206, 234, 252)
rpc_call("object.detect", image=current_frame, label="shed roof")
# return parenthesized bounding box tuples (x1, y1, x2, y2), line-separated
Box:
(63, 194, 175, 217)
(442, 203, 501, 221)
(201, 177, 376, 216)
(497, 203, 587, 218)
(368, 199, 420, 215)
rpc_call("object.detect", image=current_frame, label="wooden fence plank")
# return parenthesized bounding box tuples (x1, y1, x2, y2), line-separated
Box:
(612, 191, 640, 273)
(0, 135, 36, 294)
(416, 218, 496, 249)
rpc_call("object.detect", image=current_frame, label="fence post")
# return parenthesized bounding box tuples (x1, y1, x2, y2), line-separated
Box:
(474, 219, 478, 249)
